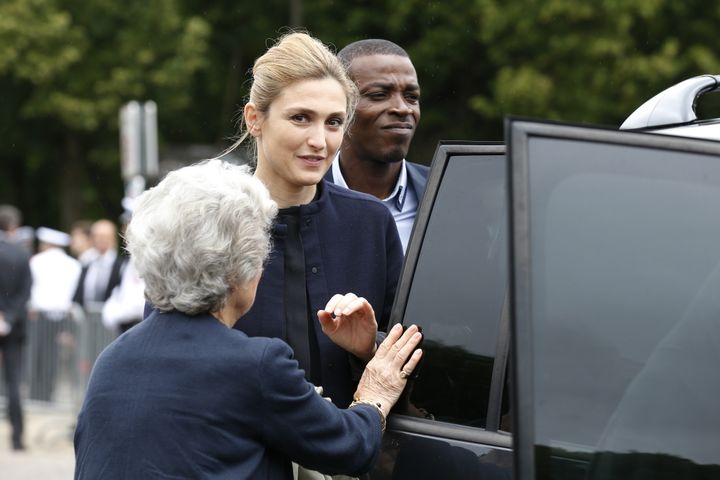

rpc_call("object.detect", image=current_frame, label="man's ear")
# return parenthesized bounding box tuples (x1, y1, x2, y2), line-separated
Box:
(244, 103, 261, 137)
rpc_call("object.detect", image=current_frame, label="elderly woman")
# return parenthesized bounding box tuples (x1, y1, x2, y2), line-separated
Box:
(73, 160, 422, 479)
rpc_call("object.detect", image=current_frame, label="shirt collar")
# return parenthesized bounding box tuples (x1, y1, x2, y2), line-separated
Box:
(332, 157, 409, 211)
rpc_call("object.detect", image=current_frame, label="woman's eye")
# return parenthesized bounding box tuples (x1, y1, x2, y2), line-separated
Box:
(327, 117, 344, 128)
(290, 114, 307, 122)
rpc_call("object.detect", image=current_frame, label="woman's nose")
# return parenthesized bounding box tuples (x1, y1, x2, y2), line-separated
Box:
(307, 124, 326, 149)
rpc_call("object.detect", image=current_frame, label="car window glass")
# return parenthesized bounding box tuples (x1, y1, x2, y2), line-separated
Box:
(402, 153, 508, 428)
(525, 137, 720, 479)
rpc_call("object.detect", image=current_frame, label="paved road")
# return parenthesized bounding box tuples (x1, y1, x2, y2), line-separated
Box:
(0, 405, 76, 480)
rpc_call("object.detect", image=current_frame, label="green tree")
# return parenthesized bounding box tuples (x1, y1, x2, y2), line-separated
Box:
(470, 0, 720, 127)
(0, 0, 210, 228)
(3, 0, 720, 230)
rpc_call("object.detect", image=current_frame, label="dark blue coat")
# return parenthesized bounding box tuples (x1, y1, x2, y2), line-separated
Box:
(74, 310, 382, 479)
(234, 181, 403, 409)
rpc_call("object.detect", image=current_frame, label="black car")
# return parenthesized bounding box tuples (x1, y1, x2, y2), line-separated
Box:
(370, 76, 720, 480)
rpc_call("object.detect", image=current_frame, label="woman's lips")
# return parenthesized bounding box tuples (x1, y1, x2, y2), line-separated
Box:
(298, 155, 325, 166)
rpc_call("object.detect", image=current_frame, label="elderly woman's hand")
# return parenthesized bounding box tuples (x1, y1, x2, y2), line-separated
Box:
(317, 293, 378, 362)
(353, 323, 423, 418)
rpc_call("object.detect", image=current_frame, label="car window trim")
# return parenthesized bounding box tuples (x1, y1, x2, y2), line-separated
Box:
(388, 414, 513, 449)
(389, 141, 509, 433)
(485, 289, 510, 433)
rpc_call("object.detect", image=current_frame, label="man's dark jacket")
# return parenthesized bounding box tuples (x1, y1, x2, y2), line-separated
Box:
(0, 239, 32, 342)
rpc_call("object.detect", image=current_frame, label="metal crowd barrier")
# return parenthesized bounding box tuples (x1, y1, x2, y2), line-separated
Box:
(0, 302, 118, 413)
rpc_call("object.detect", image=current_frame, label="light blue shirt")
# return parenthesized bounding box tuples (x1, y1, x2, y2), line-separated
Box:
(331, 159, 418, 253)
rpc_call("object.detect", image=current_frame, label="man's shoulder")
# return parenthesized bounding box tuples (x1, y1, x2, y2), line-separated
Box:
(323, 181, 391, 215)
(406, 161, 430, 180)
(406, 160, 430, 173)
(0, 240, 30, 263)
(405, 161, 430, 199)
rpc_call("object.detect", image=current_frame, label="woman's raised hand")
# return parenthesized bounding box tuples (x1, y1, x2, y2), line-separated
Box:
(317, 293, 378, 362)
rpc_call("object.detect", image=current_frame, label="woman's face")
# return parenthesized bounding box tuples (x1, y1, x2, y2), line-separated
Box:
(247, 77, 347, 196)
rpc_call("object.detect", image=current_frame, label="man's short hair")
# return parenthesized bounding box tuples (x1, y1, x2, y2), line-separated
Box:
(0, 204, 21, 232)
(337, 39, 409, 69)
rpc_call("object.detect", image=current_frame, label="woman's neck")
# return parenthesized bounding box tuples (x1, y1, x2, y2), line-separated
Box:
(254, 169, 316, 208)
(211, 305, 238, 328)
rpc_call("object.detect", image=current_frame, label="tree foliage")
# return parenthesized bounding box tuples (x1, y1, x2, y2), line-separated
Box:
(0, 0, 209, 227)
(1, 0, 719, 229)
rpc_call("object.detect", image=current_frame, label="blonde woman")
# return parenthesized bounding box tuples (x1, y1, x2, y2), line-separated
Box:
(230, 32, 404, 410)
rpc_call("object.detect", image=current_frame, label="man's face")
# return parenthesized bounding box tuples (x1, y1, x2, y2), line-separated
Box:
(91, 221, 117, 254)
(345, 54, 421, 164)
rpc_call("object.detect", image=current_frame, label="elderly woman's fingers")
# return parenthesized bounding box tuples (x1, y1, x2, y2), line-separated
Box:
(390, 324, 419, 354)
(399, 348, 424, 378)
(374, 323, 404, 359)
(375, 324, 419, 364)
(396, 334, 423, 370)
(392, 329, 422, 366)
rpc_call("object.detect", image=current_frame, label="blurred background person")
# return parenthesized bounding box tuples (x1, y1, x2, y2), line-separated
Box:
(74, 160, 423, 479)
(69, 220, 98, 266)
(73, 219, 126, 311)
(28, 227, 81, 402)
(101, 258, 144, 334)
(101, 208, 145, 334)
(0, 204, 33, 451)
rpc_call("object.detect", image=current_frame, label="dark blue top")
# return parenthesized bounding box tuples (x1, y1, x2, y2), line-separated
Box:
(74, 310, 382, 479)
(234, 181, 403, 409)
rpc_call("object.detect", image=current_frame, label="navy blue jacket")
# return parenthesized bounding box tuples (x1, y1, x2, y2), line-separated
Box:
(74, 310, 382, 479)
(234, 181, 403, 408)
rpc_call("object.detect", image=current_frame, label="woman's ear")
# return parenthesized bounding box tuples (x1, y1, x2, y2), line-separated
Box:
(244, 103, 261, 137)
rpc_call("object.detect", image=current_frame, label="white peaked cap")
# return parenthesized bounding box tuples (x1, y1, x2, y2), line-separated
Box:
(37, 227, 71, 247)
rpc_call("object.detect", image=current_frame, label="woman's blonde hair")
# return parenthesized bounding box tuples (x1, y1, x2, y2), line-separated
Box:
(223, 31, 358, 159)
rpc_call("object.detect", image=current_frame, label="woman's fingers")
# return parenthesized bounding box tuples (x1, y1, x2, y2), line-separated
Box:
(317, 310, 334, 328)
(323, 294, 346, 314)
(332, 293, 358, 317)
(374, 323, 403, 359)
(376, 324, 419, 361)
(323, 293, 360, 317)
(399, 345, 423, 377)
(336, 296, 367, 317)
(393, 329, 422, 367)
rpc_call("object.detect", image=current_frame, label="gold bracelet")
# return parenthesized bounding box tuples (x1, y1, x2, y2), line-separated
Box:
(349, 399, 386, 433)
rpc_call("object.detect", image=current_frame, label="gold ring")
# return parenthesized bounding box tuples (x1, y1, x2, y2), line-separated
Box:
(400, 370, 410, 379)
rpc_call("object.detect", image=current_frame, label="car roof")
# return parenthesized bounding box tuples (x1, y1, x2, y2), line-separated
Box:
(621, 74, 720, 140)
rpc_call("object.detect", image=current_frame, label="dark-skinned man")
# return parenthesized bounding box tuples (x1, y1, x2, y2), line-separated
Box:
(326, 39, 429, 253)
